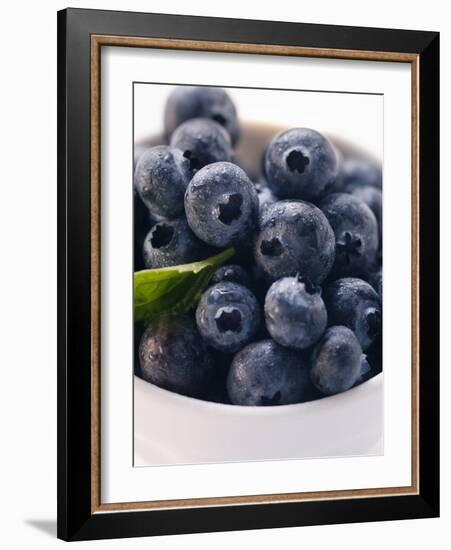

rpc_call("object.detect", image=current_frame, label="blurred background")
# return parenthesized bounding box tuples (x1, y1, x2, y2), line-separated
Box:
(134, 84, 383, 162)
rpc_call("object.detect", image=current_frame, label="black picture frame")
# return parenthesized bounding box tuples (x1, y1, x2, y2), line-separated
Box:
(57, 7, 439, 541)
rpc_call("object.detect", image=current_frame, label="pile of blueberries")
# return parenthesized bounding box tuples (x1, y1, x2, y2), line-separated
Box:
(134, 86, 382, 406)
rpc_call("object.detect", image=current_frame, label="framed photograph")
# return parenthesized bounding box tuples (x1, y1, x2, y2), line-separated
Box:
(57, 8, 439, 541)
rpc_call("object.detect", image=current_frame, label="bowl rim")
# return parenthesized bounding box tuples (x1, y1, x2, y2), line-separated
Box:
(134, 372, 383, 416)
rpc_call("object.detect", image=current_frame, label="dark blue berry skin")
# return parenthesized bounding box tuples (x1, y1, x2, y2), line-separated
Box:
(348, 185, 382, 243)
(185, 162, 259, 247)
(134, 190, 152, 271)
(142, 218, 212, 269)
(319, 193, 379, 278)
(254, 179, 277, 223)
(164, 86, 240, 145)
(196, 282, 260, 353)
(264, 128, 339, 201)
(369, 270, 383, 301)
(147, 208, 167, 227)
(366, 335, 383, 378)
(265, 276, 327, 350)
(254, 200, 335, 284)
(134, 145, 190, 219)
(337, 157, 382, 191)
(348, 184, 382, 221)
(227, 339, 314, 406)
(324, 277, 382, 351)
(134, 321, 145, 376)
(139, 315, 214, 398)
(310, 326, 369, 395)
(211, 264, 253, 289)
(170, 118, 233, 177)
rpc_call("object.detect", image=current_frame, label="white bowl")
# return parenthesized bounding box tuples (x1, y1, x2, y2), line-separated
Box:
(134, 122, 383, 466)
(134, 373, 383, 466)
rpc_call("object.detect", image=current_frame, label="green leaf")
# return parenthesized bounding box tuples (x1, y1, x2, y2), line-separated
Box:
(134, 247, 235, 323)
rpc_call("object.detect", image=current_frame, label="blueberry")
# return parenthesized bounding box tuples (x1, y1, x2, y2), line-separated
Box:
(139, 315, 214, 398)
(348, 185, 382, 243)
(254, 179, 277, 222)
(319, 193, 379, 277)
(134, 321, 145, 376)
(227, 339, 313, 406)
(147, 208, 167, 227)
(264, 128, 338, 200)
(254, 200, 335, 284)
(185, 162, 259, 247)
(134, 145, 190, 219)
(265, 276, 327, 350)
(134, 190, 152, 271)
(324, 277, 382, 350)
(310, 326, 369, 395)
(338, 157, 382, 191)
(170, 118, 233, 176)
(143, 218, 212, 268)
(164, 86, 240, 144)
(365, 335, 383, 378)
(211, 264, 253, 289)
(196, 282, 260, 353)
(369, 270, 383, 300)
